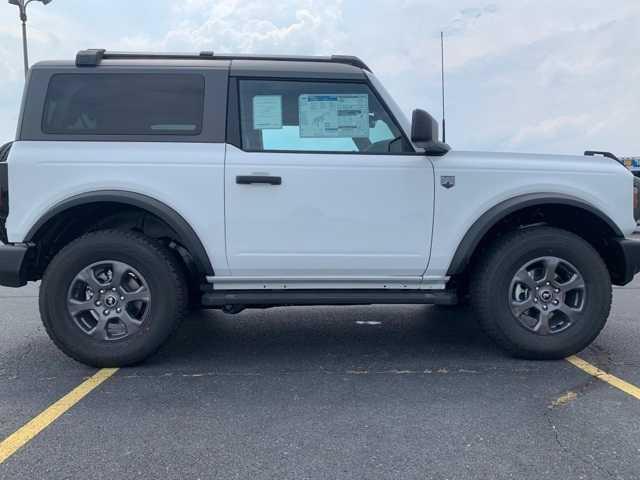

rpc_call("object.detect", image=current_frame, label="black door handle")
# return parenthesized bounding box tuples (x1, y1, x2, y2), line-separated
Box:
(236, 175, 282, 186)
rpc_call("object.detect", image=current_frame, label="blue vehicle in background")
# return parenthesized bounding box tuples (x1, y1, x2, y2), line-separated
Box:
(623, 157, 640, 177)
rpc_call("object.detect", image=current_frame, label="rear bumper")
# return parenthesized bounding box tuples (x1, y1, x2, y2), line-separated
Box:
(611, 238, 640, 286)
(0, 243, 29, 288)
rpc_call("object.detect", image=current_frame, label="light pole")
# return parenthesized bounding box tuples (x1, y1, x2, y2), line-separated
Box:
(8, 0, 54, 79)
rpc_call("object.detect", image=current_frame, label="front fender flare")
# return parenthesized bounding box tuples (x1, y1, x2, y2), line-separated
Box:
(446, 193, 623, 276)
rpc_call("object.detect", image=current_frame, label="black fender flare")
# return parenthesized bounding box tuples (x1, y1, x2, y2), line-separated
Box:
(446, 193, 623, 276)
(25, 190, 214, 275)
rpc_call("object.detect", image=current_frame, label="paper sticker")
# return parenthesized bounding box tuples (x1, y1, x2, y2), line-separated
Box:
(253, 95, 283, 130)
(299, 94, 369, 138)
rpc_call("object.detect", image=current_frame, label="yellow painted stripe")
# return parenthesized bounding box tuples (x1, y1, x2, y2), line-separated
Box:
(566, 355, 640, 400)
(0, 368, 118, 464)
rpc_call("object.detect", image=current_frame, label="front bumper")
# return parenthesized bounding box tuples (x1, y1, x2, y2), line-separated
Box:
(0, 243, 29, 288)
(611, 238, 640, 286)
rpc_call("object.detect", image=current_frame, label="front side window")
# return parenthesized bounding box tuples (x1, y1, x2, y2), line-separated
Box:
(43, 74, 205, 136)
(239, 80, 413, 153)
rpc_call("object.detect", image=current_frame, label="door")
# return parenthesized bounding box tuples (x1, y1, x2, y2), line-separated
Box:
(224, 78, 435, 285)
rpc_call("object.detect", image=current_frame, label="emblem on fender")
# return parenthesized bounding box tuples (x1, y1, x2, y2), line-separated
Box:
(441, 176, 455, 189)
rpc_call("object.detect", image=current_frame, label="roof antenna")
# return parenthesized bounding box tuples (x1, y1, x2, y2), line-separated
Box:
(440, 31, 447, 144)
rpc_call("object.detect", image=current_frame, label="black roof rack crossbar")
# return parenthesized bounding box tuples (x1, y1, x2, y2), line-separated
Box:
(75, 50, 371, 71)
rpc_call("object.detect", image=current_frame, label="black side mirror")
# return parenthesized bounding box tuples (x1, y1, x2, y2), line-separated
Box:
(411, 109, 450, 156)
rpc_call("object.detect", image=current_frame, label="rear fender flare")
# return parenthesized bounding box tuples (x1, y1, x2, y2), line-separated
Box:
(25, 190, 214, 275)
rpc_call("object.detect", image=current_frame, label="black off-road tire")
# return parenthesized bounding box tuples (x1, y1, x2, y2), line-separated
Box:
(40, 230, 188, 367)
(470, 227, 612, 359)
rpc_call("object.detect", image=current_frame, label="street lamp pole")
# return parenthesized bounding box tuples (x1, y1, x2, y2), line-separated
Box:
(8, 0, 54, 79)
(19, 7, 29, 78)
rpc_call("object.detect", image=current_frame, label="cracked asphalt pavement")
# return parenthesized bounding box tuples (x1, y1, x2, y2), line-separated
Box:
(1, 268, 640, 479)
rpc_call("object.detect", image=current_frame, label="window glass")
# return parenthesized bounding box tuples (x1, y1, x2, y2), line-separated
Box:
(43, 74, 205, 135)
(239, 80, 413, 153)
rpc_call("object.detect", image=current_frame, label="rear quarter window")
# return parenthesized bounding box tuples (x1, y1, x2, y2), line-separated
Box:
(42, 74, 205, 136)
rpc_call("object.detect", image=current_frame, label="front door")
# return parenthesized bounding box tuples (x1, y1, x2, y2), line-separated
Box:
(224, 78, 434, 286)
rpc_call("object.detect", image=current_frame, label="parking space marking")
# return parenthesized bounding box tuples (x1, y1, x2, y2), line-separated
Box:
(0, 368, 119, 465)
(567, 356, 640, 400)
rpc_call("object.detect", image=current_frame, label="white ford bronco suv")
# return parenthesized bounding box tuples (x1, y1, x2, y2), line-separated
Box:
(1, 49, 639, 367)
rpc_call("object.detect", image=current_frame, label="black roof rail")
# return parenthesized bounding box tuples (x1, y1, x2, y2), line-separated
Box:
(75, 50, 371, 71)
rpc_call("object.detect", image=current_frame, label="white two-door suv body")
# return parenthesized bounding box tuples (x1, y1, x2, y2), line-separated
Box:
(1, 49, 639, 366)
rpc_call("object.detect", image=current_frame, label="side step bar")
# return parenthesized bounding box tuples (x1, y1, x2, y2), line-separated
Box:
(201, 289, 458, 307)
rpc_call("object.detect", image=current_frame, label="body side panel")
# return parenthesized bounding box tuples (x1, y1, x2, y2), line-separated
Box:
(6, 141, 230, 275)
(427, 150, 636, 277)
(224, 145, 435, 278)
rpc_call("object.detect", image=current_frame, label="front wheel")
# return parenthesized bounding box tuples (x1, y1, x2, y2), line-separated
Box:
(471, 227, 612, 359)
(40, 230, 188, 367)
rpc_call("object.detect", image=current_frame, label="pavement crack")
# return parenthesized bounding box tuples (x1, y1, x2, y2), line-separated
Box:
(544, 406, 618, 479)
(120, 371, 264, 379)
(117, 366, 493, 379)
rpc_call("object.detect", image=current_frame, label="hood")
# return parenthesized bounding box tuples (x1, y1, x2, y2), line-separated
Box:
(437, 150, 630, 176)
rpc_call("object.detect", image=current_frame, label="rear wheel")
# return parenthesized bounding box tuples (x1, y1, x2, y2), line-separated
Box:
(471, 227, 611, 359)
(40, 230, 188, 367)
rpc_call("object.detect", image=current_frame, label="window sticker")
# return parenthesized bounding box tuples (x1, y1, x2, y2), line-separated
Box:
(299, 94, 369, 138)
(253, 95, 283, 130)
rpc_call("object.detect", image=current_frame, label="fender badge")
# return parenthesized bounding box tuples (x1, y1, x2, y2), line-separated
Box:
(441, 176, 456, 189)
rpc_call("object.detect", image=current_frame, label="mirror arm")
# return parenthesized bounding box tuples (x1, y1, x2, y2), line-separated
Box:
(415, 140, 451, 157)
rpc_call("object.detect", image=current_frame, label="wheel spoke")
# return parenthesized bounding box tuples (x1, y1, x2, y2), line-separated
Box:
(118, 311, 142, 336)
(123, 286, 150, 304)
(68, 299, 95, 316)
(110, 262, 129, 288)
(514, 270, 536, 290)
(512, 297, 535, 317)
(75, 267, 103, 291)
(559, 303, 583, 318)
(534, 310, 552, 335)
(89, 316, 109, 341)
(542, 257, 560, 283)
(560, 273, 585, 292)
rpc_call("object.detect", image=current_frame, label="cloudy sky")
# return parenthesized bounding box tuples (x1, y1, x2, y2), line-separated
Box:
(0, 0, 638, 155)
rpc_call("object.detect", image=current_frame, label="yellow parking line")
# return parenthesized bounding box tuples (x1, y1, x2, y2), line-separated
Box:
(0, 368, 119, 465)
(566, 355, 640, 400)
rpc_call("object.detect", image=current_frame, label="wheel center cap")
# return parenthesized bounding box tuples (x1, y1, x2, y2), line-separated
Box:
(540, 289, 553, 302)
(104, 295, 118, 308)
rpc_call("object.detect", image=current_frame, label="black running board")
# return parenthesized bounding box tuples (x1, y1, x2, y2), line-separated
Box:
(201, 289, 458, 307)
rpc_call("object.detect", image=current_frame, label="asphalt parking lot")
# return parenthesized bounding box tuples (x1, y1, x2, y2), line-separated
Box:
(1, 263, 639, 479)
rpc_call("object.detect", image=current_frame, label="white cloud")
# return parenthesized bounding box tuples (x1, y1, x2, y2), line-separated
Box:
(444, 4, 499, 36)
(508, 115, 597, 147)
(126, 0, 346, 54)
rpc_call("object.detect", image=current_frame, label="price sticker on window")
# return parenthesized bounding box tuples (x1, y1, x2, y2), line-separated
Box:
(299, 94, 369, 138)
(253, 95, 283, 130)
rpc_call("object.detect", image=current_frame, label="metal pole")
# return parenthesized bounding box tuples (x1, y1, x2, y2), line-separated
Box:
(11, 0, 53, 80)
(21, 18, 29, 78)
(440, 31, 446, 144)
